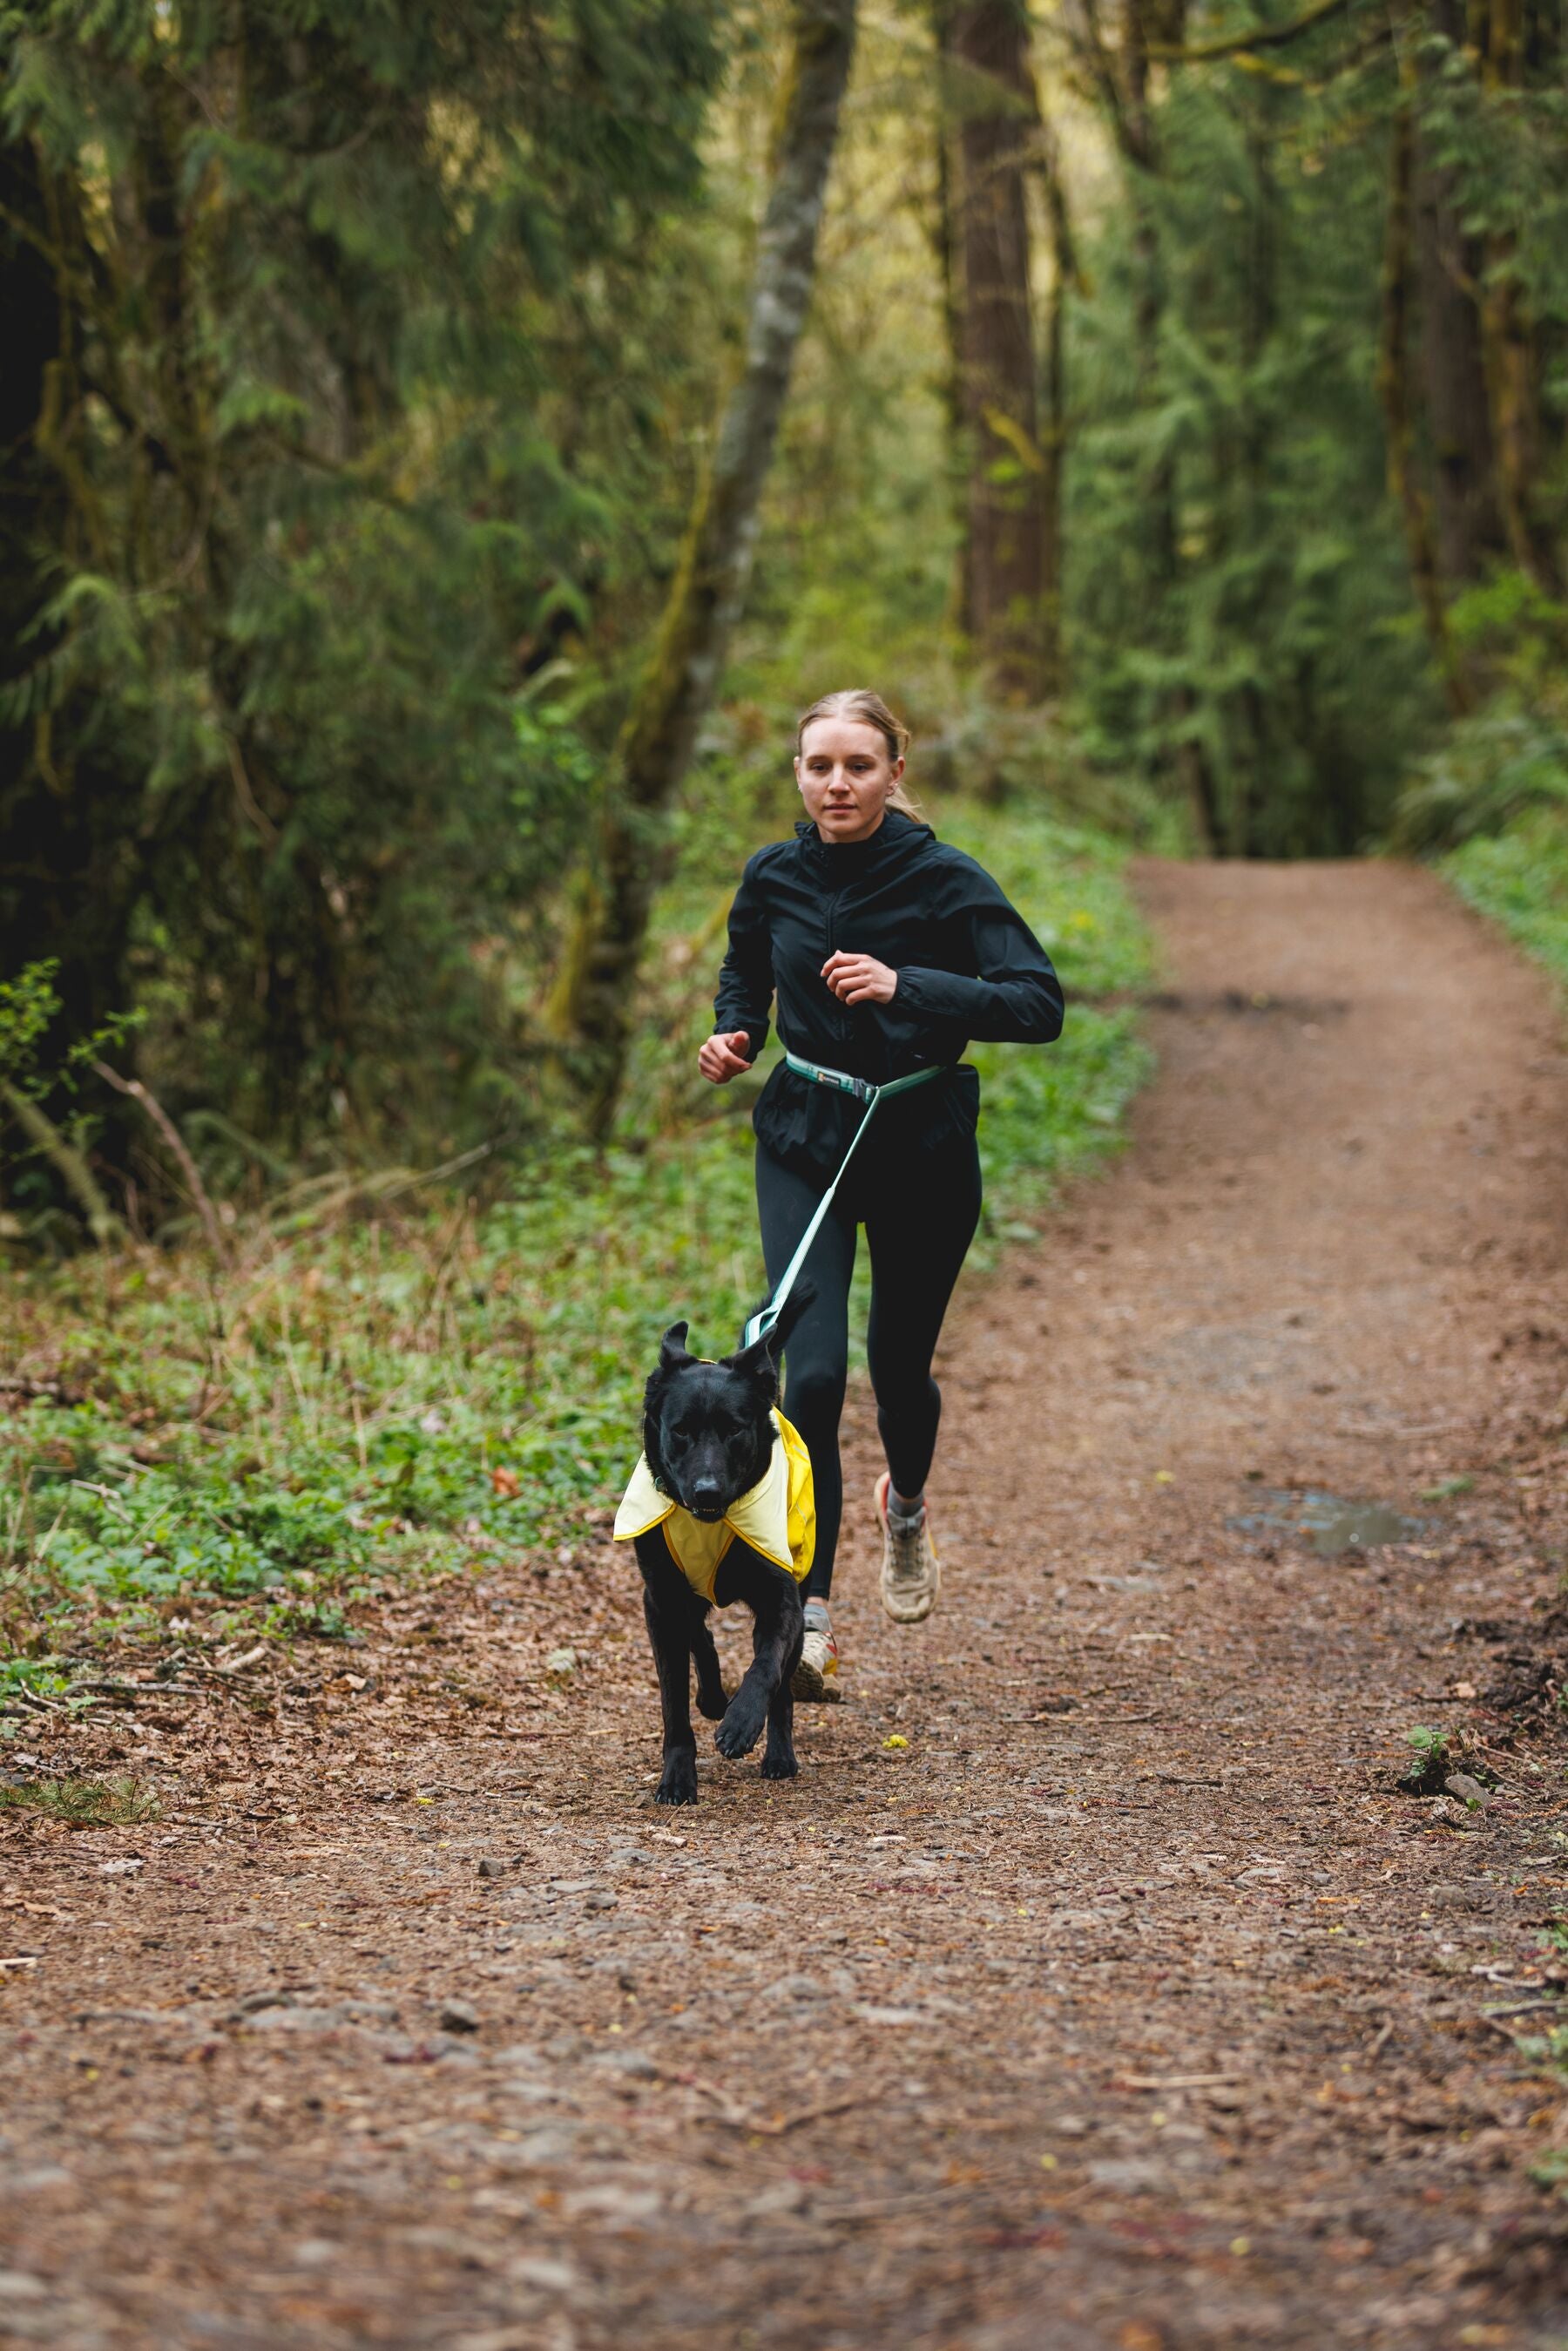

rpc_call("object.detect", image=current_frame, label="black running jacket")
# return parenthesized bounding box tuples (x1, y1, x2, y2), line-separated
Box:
(712, 810, 1064, 1182)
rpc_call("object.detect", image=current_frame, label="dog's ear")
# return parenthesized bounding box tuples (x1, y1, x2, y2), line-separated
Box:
(659, 1320, 693, 1369)
(727, 1330, 781, 1398)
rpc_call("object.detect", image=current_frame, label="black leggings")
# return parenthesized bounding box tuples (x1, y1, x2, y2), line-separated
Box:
(756, 1135, 983, 1601)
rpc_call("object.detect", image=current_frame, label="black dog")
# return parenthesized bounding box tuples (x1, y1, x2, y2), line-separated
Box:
(627, 1297, 811, 1806)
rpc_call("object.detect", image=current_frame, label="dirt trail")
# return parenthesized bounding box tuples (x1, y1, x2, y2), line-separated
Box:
(6, 862, 1568, 2351)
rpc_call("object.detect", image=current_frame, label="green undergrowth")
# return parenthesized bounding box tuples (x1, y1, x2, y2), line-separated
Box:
(0, 796, 1151, 1690)
(1443, 803, 1568, 999)
(0, 1774, 159, 1826)
(1398, 690, 1568, 999)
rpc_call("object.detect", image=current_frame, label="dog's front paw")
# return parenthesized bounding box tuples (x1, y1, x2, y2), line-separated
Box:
(714, 1692, 767, 1759)
(760, 1749, 799, 1780)
(655, 1753, 699, 1806)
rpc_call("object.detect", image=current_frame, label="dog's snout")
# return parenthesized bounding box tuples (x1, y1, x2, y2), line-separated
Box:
(692, 1475, 723, 1506)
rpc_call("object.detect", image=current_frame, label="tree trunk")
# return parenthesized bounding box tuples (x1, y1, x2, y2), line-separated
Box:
(0, 138, 145, 1061)
(1411, 2, 1505, 590)
(1037, 121, 1072, 699)
(550, 0, 858, 1135)
(1377, 68, 1474, 716)
(944, 0, 1051, 701)
(929, 28, 973, 635)
(1474, 0, 1558, 590)
(1117, 0, 1223, 852)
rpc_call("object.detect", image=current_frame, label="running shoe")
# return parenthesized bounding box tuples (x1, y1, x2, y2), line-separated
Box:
(875, 1470, 941, 1623)
(791, 1598, 842, 1702)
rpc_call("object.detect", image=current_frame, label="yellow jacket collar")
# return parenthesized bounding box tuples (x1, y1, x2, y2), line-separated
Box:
(613, 1409, 814, 1602)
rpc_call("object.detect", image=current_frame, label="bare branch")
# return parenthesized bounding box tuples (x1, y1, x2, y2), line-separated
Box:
(91, 1062, 227, 1259)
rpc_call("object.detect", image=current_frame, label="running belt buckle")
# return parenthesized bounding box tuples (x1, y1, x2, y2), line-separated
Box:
(788, 1054, 875, 1103)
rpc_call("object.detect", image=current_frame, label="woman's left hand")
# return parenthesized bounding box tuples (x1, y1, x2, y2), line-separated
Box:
(821, 950, 898, 1006)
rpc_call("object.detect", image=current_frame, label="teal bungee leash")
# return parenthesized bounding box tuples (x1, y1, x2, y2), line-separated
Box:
(740, 1054, 948, 1348)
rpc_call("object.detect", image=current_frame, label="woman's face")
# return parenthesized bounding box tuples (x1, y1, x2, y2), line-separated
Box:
(795, 718, 902, 843)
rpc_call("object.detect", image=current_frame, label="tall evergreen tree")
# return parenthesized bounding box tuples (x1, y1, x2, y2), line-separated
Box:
(551, 0, 859, 1133)
(0, 0, 728, 1161)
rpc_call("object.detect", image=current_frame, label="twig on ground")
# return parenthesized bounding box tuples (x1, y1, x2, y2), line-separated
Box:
(69, 1680, 206, 1700)
(712, 2092, 862, 2138)
(1113, 2071, 1244, 2090)
(664, 2069, 752, 2128)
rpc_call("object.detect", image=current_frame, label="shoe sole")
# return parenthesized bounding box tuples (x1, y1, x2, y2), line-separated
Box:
(791, 1657, 842, 1703)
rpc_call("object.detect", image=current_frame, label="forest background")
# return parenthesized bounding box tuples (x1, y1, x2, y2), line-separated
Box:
(1, 0, 1566, 1700)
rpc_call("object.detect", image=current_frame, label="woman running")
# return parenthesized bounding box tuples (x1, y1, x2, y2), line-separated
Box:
(699, 689, 1064, 1699)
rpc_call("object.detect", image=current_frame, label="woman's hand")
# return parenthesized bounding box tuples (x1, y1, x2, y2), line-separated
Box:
(821, 951, 898, 1006)
(699, 1030, 753, 1083)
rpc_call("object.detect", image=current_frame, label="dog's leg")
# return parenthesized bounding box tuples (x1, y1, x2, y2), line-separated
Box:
(637, 1539, 699, 1806)
(761, 1575, 804, 1779)
(691, 1613, 728, 1722)
(712, 1555, 805, 1766)
(761, 1607, 803, 1780)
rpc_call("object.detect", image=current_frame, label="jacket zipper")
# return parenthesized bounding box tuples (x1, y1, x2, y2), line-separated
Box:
(823, 887, 852, 1052)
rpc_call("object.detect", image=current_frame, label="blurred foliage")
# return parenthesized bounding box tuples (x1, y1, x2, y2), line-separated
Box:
(1442, 803, 1568, 995)
(2, 0, 733, 1167)
(1395, 706, 1568, 850)
(1065, 37, 1438, 857)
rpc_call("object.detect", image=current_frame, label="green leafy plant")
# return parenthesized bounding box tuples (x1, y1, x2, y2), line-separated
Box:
(262, 1596, 355, 1643)
(0, 1775, 159, 1826)
(1398, 1724, 1453, 1795)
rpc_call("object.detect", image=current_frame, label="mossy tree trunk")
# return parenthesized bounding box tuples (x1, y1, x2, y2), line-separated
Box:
(1037, 121, 1075, 701)
(940, 1, 1051, 702)
(551, 0, 858, 1136)
(1411, 0, 1506, 595)
(1086, 0, 1223, 851)
(1473, 0, 1560, 594)
(1378, 58, 1474, 718)
(929, 24, 974, 638)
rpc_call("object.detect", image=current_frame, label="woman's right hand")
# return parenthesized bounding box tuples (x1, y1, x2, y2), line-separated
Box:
(699, 1030, 753, 1084)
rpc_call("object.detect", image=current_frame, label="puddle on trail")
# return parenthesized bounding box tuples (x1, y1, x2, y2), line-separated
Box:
(1228, 1487, 1428, 1558)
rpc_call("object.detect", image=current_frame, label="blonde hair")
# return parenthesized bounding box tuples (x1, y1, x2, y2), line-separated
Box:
(795, 689, 928, 824)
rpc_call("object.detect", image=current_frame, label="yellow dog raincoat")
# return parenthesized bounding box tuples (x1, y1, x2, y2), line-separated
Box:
(613, 1409, 815, 1602)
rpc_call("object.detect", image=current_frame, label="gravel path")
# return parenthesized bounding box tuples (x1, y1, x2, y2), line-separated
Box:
(5, 860, 1568, 2350)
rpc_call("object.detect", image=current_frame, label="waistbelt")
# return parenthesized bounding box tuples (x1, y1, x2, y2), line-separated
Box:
(783, 1051, 947, 1106)
(743, 1058, 950, 1348)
